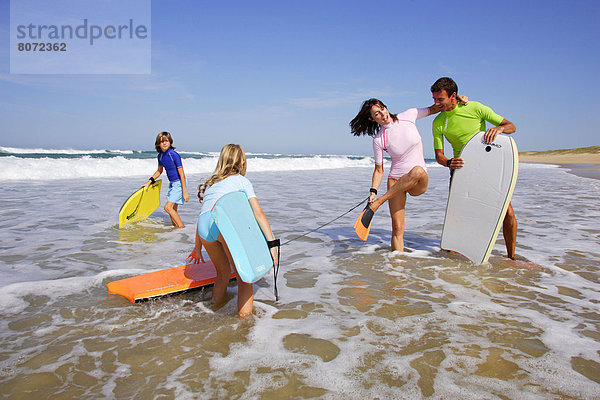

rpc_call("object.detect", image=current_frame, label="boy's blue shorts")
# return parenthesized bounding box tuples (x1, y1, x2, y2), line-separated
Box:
(167, 180, 185, 205)
(197, 212, 220, 242)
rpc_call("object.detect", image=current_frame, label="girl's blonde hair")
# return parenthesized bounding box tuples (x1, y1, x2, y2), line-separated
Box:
(198, 144, 247, 202)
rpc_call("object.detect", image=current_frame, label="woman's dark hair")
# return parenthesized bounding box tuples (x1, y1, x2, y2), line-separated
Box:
(349, 98, 397, 137)
(430, 77, 458, 96)
(154, 131, 176, 153)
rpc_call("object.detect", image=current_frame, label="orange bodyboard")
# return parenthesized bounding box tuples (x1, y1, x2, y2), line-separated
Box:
(354, 204, 374, 241)
(107, 261, 236, 303)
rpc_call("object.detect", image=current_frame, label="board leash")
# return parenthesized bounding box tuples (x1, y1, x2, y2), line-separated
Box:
(126, 191, 145, 221)
(280, 196, 370, 246)
(267, 239, 281, 301)
(268, 196, 370, 301)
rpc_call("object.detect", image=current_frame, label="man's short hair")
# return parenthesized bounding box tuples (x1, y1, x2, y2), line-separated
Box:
(431, 77, 458, 96)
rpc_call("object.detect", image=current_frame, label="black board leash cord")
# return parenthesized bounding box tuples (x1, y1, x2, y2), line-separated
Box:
(268, 196, 370, 301)
(126, 189, 145, 221)
(280, 196, 370, 246)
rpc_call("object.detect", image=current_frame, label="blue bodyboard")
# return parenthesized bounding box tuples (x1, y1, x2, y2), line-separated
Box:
(211, 191, 273, 283)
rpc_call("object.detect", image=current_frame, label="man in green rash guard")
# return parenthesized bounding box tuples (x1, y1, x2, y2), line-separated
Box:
(430, 77, 518, 260)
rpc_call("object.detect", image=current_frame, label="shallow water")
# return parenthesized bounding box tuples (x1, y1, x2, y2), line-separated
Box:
(1, 164, 599, 399)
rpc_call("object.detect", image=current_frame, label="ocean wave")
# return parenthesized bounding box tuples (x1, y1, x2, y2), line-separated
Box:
(0, 146, 135, 155)
(0, 154, 388, 181)
(518, 162, 560, 169)
(1, 145, 446, 181)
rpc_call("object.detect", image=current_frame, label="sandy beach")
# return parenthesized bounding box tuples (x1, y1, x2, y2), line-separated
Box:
(519, 146, 600, 179)
(519, 146, 600, 165)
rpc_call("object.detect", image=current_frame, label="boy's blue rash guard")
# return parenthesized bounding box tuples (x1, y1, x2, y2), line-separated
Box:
(158, 148, 183, 182)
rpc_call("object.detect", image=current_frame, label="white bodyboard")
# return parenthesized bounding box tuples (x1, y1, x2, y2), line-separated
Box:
(441, 132, 518, 264)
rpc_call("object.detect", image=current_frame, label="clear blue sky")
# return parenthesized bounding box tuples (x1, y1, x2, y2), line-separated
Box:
(1, 0, 599, 156)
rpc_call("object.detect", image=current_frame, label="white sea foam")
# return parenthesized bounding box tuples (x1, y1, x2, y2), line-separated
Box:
(0, 146, 135, 155)
(0, 145, 460, 181)
(0, 270, 144, 315)
(0, 153, 394, 181)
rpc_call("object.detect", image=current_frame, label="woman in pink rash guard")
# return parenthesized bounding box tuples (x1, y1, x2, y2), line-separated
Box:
(350, 97, 465, 251)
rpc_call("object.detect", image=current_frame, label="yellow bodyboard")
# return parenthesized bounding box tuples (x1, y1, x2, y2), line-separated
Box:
(118, 180, 162, 228)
